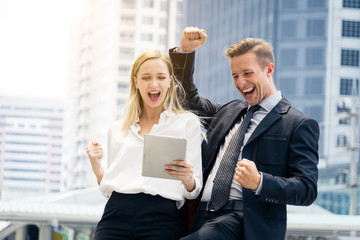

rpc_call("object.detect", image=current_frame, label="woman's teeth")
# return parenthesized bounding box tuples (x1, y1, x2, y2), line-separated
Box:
(149, 92, 160, 101)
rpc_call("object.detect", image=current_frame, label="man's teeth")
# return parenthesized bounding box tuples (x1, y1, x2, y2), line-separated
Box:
(243, 87, 254, 93)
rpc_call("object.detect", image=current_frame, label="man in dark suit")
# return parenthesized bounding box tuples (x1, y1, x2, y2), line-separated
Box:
(169, 27, 320, 240)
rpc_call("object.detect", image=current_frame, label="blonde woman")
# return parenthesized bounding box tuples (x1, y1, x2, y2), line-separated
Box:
(86, 50, 202, 240)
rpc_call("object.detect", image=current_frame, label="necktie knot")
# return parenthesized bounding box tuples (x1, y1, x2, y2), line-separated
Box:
(249, 105, 261, 114)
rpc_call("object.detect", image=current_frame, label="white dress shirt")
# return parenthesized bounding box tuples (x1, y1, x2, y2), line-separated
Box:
(201, 91, 282, 201)
(99, 110, 203, 208)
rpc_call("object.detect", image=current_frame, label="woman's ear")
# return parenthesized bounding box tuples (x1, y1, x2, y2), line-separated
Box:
(133, 76, 138, 89)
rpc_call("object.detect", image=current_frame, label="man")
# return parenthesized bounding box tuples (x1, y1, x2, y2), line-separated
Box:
(169, 27, 320, 240)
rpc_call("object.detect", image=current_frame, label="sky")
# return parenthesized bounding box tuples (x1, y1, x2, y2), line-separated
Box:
(0, 0, 70, 100)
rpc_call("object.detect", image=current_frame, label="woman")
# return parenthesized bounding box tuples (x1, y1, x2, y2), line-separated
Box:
(86, 50, 202, 240)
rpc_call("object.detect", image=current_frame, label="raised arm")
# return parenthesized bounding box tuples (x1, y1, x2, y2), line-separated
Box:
(170, 27, 222, 129)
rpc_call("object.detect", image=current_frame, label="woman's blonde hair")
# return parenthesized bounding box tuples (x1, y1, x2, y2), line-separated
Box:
(120, 50, 187, 134)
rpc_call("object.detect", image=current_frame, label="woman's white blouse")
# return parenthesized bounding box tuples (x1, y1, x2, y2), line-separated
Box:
(99, 111, 203, 208)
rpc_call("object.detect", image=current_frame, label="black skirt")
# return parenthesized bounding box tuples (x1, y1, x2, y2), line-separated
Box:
(93, 192, 182, 240)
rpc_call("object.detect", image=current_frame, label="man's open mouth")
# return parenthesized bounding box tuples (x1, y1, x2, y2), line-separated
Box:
(243, 87, 255, 96)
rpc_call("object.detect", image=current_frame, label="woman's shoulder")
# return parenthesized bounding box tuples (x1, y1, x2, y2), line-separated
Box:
(108, 119, 123, 133)
(174, 111, 200, 122)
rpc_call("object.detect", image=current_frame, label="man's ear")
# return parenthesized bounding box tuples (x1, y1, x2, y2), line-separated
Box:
(267, 63, 274, 77)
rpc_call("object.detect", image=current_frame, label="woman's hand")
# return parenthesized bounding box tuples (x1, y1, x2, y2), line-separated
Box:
(86, 141, 104, 184)
(164, 160, 196, 192)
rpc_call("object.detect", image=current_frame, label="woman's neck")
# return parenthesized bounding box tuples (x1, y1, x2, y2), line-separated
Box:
(137, 107, 164, 137)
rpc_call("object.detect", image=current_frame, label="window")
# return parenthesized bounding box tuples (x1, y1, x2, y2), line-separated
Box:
(305, 77, 324, 95)
(279, 77, 297, 96)
(337, 134, 348, 147)
(141, 33, 153, 42)
(308, 0, 326, 8)
(281, 20, 297, 38)
(119, 48, 134, 59)
(143, 0, 154, 8)
(343, 0, 360, 8)
(122, 0, 136, 9)
(142, 16, 154, 25)
(280, 49, 298, 67)
(282, 0, 297, 9)
(340, 78, 359, 95)
(177, 1, 183, 12)
(160, 1, 168, 11)
(120, 15, 135, 25)
(341, 49, 360, 66)
(307, 19, 325, 37)
(159, 34, 167, 45)
(118, 82, 129, 93)
(339, 117, 351, 125)
(159, 17, 168, 29)
(117, 99, 126, 109)
(304, 106, 323, 122)
(119, 65, 131, 75)
(120, 32, 135, 42)
(342, 20, 360, 38)
(306, 48, 324, 66)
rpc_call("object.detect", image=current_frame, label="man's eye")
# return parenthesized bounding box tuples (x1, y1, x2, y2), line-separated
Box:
(142, 77, 151, 80)
(244, 72, 251, 77)
(232, 75, 238, 80)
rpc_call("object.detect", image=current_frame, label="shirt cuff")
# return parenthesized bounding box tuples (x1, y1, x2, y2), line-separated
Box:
(254, 172, 263, 195)
(180, 178, 201, 199)
(173, 47, 195, 54)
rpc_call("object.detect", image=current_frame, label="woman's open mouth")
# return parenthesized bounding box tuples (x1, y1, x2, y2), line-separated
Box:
(148, 91, 160, 102)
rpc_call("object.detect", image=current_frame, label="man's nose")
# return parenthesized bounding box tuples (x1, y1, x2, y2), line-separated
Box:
(237, 78, 246, 88)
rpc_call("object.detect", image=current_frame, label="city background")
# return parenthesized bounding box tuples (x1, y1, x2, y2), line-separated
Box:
(0, 0, 359, 239)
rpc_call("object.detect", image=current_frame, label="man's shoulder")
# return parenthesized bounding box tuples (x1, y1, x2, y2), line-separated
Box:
(217, 99, 247, 112)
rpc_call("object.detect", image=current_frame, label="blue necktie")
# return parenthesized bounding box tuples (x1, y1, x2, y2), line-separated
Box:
(210, 105, 260, 211)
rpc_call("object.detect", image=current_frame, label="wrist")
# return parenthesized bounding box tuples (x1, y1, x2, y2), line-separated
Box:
(184, 177, 195, 192)
(179, 46, 195, 53)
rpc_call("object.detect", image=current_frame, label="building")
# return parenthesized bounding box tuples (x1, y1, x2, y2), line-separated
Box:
(63, 0, 184, 190)
(182, 0, 360, 214)
(0, 95, 63, 201)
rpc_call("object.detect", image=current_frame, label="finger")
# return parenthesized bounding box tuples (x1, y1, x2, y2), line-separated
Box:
(199, 29, 207, 40)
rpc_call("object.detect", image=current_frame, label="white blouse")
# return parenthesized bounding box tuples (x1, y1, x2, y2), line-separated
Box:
(99, 110, 203, 208)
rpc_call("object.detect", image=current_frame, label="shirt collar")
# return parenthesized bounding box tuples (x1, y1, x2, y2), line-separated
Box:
(133, 110, 175, 125)
(257, 91, 282, 112)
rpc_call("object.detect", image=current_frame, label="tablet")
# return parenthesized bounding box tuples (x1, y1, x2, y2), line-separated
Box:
(142, 134, 187, 180)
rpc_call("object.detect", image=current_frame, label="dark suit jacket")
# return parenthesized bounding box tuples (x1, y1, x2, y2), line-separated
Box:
(169, 49, 320, 240)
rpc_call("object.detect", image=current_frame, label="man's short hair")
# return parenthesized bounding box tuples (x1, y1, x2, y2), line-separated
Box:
(225, 38, 275, 69)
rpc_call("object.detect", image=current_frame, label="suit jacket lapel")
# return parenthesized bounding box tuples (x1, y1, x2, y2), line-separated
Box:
(246, 97, 291, 146)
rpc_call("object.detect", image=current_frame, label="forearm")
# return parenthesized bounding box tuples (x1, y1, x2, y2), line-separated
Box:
(169, 48, 220, 127)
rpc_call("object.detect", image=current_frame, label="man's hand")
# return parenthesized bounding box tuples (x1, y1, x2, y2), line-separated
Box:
(235, 158, 261, 191)
(180, 27, 207, 52)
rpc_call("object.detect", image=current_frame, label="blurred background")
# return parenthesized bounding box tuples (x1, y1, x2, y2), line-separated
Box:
(0, 0, 359, 239)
